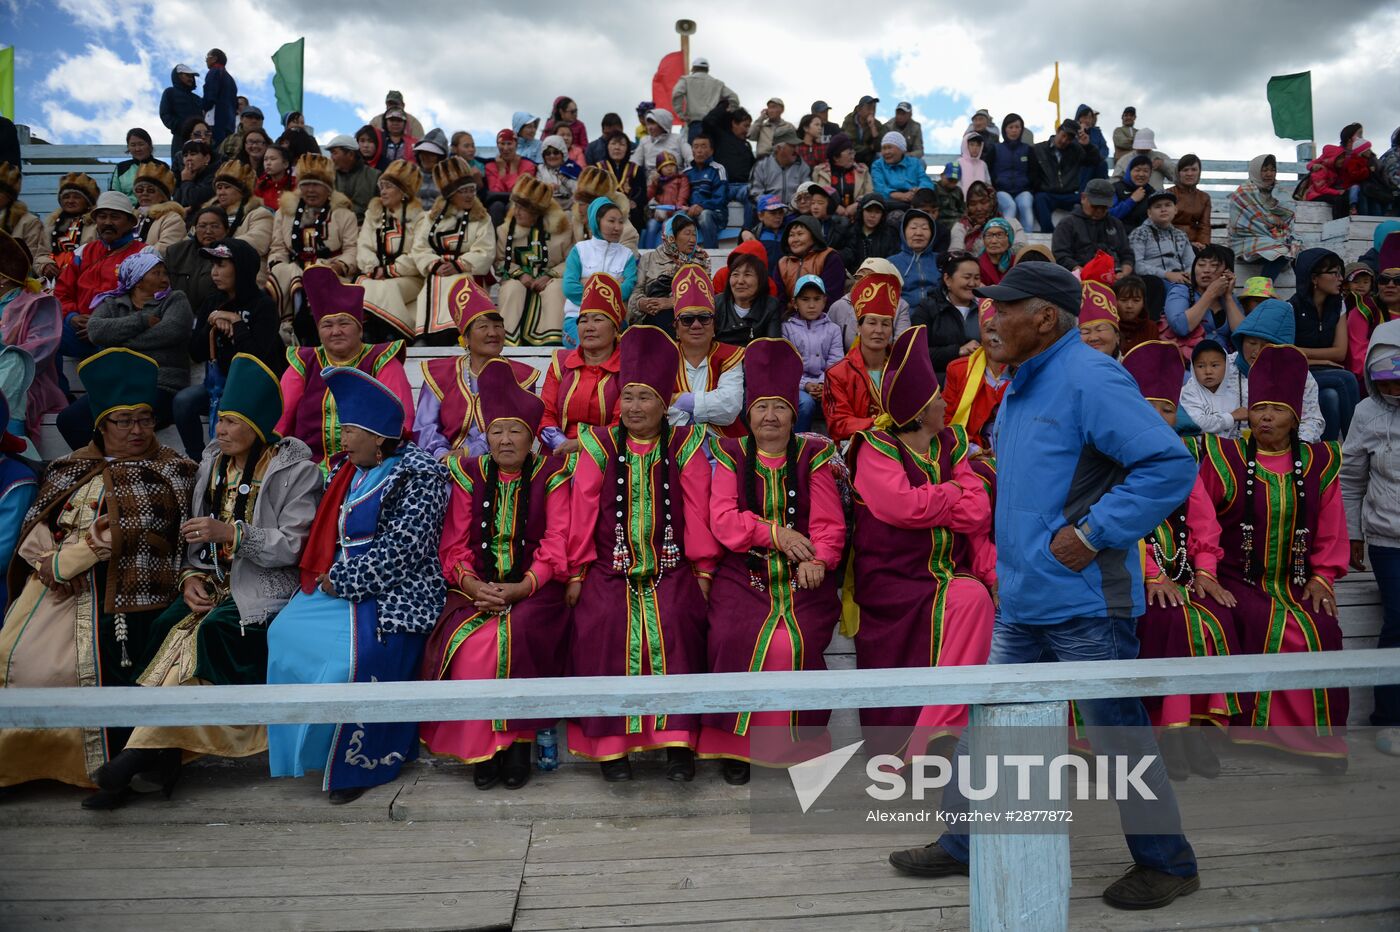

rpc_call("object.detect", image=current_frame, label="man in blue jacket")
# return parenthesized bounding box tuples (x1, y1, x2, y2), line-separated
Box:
(159, 64, 203, 156)
(202, 49, 238, 145)
(683, 135, 729, 249)
(888, 262, 1201, 912)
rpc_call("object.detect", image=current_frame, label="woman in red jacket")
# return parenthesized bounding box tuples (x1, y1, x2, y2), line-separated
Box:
(822, 272, 897, 443)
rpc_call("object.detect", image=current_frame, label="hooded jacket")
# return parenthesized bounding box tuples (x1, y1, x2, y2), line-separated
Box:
(1288, 247, 1345, 352)
(957, 132, 991, 195)
(891, 209, 942, 308)
(776, 215, 845, 307)
(629, 109, 692, 183)
(995, 326, 1197, 624)
(512, 111, 544, 163)
(189, 237, 283, 376)
(1050, 204, 1131, 271)
(1030, 136, 1103, 195)
(988, 135, 1033, 196)
(563, 197, 638, 316)
(912, 280, 980, 378)
(1181, 298, 1326, 441)
(1075, 104, 1110, 162)
(1341, 319, 1400, 548)
(838, 193, 901, 272)
(159, 68, 204, 149)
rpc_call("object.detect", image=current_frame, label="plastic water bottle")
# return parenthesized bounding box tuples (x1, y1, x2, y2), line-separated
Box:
(536, 726, 559, 771)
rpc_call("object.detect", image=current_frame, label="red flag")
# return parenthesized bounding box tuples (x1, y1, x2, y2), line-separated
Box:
(651, 51, 685, 114)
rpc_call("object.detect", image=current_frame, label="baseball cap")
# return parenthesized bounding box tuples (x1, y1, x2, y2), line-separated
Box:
(896, 101, 913, 113)
(386, 108, 407, 120)
(794, 274, 825, 295)
(811, 100, 830, 113)
(200, 243, 236, 261)
(1123, 105, 1137, 115)
(768, 97, 784, 107)
(241, 106, 264, 120)
(326, 134, 357, 150)
(858, 95, 879, 107)
(386, 90, 405, 103)
(173, 63, 198, 75)
(693, 56, 710, 69)
(974, 262, 1083, 315)
(942, 162, 961, 181)
(1146, 191, 1177, 207)
(1084, 179, 1116, 207)
(973, 108, 991, 118)
(772, 128, 801, 147)
(756, 194, 785, 213)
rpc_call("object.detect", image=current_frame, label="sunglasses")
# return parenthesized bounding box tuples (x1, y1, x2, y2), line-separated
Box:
(1380, 275, 1400, 286)
(677, 314, 714, 328)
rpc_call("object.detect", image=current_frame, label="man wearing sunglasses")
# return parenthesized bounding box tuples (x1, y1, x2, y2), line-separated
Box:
(667, 266, 744, 439)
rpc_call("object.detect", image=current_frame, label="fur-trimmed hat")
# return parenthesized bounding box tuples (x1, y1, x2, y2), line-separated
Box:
(575, 165, 617, 201)
(509, 174, 554, 213)
(381, 158, 423, 197)
(430, 156, 473, 200)
(57, 172, 99, 207)
(133, 161, 177, 198)
(294, 154, 335, 189)
(0, 163, 20, 201)
(213, 160, 256, 196)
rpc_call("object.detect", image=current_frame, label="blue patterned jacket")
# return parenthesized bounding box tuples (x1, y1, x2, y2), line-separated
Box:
(327, 442, 449, 635)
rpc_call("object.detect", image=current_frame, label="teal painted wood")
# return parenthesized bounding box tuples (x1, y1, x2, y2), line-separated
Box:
(969, 701, 1071, 932)
(1, 649, 1397, 729)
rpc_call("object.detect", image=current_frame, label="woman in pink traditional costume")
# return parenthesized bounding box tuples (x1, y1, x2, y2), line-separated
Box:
(1198, 343, 1350, 770)
(274, 266, 413, 471)
(698, 338, 845, 785)
(845, 324, 996, 758)
(1121, 340, 1240, 781)
(565, 324, 719, 783)
(420, 358, 572, 790)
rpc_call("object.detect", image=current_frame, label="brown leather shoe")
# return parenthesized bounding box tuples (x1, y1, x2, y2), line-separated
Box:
(1102, 864, 1200, 910)
(888, 843, 970, 878)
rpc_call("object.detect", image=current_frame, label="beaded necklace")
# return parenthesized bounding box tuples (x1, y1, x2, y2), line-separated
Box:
(1151, 502, 1194, 588)
(609, 425, 680, 588)
(742, 432, 800, 592)
(289, 200, 330, 264)
(1239, 435, 1310, 586)
(376, 201, 408, 267)
(431, 207, 470, 259)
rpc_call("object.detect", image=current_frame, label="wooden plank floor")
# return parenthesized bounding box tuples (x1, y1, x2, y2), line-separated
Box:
(0, 576, 1393, 929)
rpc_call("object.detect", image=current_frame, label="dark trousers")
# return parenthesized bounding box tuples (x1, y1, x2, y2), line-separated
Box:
(1033, 191, 1080, 235)
(1368, 544, 1400, 725)
(1310, 367, 1360, 440)
(935, 615, 1199, 878)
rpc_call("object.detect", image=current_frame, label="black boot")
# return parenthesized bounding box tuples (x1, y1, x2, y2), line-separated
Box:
(81, 788, 133, 810)
(130, 748, 182, 799)
(600, 757, 632, 782)
(95, 747, 166, 792)
(1157, 729, 1190, 782)
(666, 747, 696, 782)
(328, 786, 367, 805)
(474, 750, 504, 790)
(1182, 728, 1220, 779)
(502, 742, 532, 790)
(721, 758, 750, 786)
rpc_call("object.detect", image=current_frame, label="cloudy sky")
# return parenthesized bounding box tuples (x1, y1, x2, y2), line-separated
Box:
(8, 0, 1400, 162)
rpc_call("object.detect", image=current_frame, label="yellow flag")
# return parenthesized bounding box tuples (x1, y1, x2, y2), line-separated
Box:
(1047, 61, 1061, 125)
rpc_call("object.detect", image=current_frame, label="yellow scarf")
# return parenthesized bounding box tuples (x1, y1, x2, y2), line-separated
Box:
(950, 347, 989, 428)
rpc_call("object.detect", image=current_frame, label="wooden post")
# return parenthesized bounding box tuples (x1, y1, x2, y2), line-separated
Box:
(968, 700, 1071, 932)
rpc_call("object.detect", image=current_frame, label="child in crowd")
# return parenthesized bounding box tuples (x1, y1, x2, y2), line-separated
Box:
(742, 194, 788, 273)
(931, 163, 965, 230)
(643, 153, 690, 248)
(1129, 192, 1194, 283)
(1112, 275, 1163, 356)
(1178, 340, 1236, 436)
(1238, 276, 1279, 314)
(781, 275, 844, 431)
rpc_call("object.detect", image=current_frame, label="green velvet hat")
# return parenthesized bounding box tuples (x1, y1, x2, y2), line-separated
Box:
(218, 353, 283, 443)
(77, 347, 159, 425)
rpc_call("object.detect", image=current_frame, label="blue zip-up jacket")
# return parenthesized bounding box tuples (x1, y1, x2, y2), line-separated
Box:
(871, 155, 933, 197)
(988, 138, 1033, 196)
(684, 158, 728, 213)
(994, 328, 1197, 624)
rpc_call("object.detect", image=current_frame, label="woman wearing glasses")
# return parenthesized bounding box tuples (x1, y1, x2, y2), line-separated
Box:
(0, 349, 196, 805)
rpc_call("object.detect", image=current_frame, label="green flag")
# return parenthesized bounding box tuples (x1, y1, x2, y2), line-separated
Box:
(0, 47, 14, 120)
(1266, 71, 1312, 141)
(271, 38, 304, 120)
